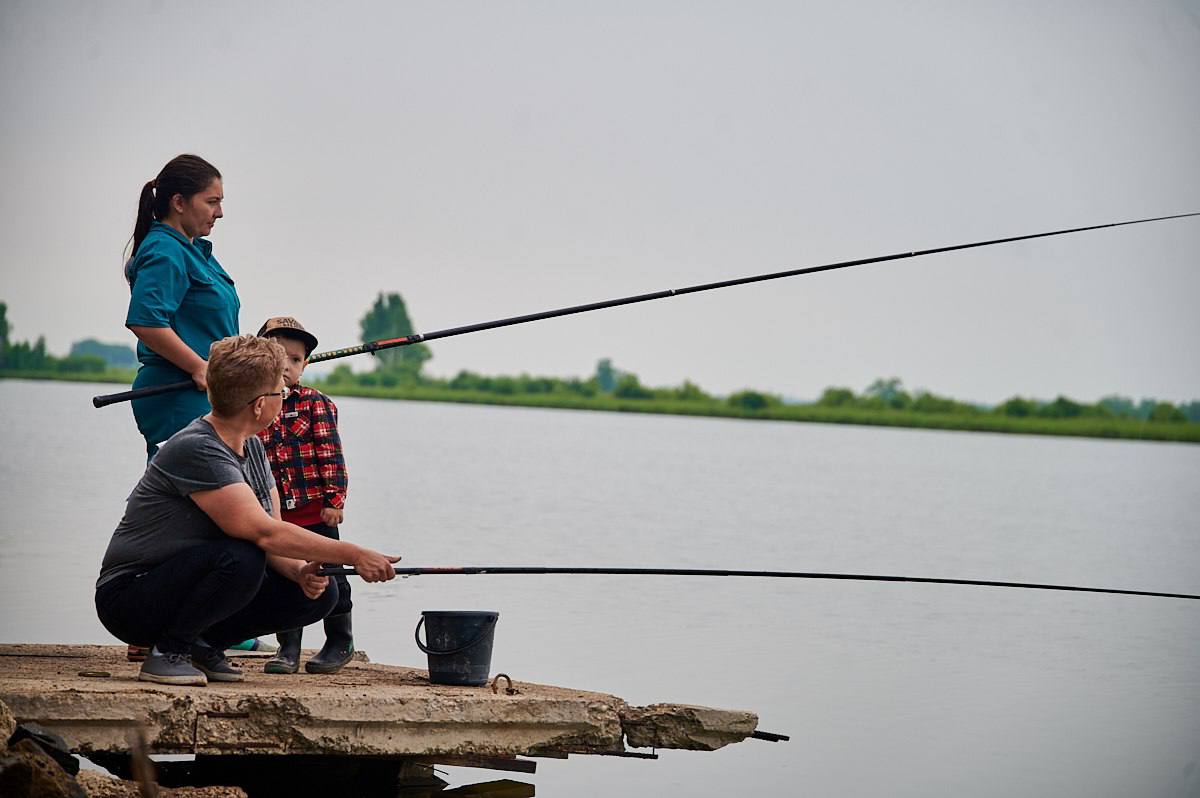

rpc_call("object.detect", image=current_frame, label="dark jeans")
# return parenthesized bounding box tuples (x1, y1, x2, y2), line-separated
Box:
(302, 520, 352, 617)
(95, 538, 338, 655)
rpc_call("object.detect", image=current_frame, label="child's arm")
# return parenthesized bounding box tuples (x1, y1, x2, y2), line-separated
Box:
(311, 392, 348, 526)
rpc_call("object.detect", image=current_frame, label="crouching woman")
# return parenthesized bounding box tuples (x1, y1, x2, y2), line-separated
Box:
(95, 334, 398, 686)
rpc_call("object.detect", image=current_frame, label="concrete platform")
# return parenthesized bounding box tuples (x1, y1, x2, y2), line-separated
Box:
(0, 644, 760, 764)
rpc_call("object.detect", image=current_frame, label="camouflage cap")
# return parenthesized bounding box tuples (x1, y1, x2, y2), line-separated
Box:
(256, 316, 319, 356)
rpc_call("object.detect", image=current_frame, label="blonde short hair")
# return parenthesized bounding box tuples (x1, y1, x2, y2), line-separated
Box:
(207, 335, 286, 416)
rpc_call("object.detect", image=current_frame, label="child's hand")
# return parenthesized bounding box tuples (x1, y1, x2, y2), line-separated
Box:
(321, 507, 343, 527)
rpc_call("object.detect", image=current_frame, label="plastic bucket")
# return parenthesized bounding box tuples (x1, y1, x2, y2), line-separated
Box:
(414, 610, 499, 686)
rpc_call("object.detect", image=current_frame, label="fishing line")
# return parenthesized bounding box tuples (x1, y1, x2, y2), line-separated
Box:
(92, 211, 1200, 407)
(317, 565, 1200, 601)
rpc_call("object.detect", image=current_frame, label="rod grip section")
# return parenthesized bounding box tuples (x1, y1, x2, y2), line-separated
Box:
(92, 380, 195, 408)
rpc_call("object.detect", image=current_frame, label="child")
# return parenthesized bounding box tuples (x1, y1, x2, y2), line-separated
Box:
(255, 316, 354, 675)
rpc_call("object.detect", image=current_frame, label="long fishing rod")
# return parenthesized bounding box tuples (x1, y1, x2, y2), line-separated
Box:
(92, 211, 1200, 408)
(317, 565, 1200, 601)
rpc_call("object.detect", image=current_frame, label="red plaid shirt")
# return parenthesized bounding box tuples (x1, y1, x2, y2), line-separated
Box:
(256, 384, 347, 513)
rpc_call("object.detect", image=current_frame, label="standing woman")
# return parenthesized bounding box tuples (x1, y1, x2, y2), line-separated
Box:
(125, 154, 238, 459)
(123, 156, 272, 659)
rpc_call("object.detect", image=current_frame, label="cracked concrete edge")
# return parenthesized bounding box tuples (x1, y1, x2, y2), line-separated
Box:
(0, 690, 767, 756)
(620, 703, 760, 751)
(1, 644, 763, 757)
(0, 689, 629, 757)
(196, 696, 629, 757)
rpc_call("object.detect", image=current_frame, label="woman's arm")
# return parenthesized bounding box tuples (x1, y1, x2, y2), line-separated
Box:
(128, 325, 208, 390)
(190, 482, 399, 582)
(126, 249, 208, 389)
(261, 486, 325, 595)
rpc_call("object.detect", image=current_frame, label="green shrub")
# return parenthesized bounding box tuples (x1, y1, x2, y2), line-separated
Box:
(728, 390, 773, 411)
(1148, 402, 1186, 423)
(817, 387, 856, 407)
(997, 397, 1035, 417)
(613, 374, 654, 399)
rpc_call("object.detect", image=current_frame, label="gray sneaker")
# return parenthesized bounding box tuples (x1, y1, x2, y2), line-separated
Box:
(138, 647, 207, 686)
(190, 645, 246, 683)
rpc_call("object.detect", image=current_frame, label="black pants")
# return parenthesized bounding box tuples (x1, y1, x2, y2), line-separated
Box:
(95, 538, 338, 655)
(301, 520, 352, 617)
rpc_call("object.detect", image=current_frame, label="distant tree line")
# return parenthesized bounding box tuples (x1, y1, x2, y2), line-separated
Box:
(315, 294, 1200, 425)
(0, 301, 135, 374)
(814, 377, 1198, 424)
(4, 293, 1197, 427)
(69, 338, 138, 368)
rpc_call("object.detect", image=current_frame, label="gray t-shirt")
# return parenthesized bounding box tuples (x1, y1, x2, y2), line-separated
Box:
(97, 417, 275, 588)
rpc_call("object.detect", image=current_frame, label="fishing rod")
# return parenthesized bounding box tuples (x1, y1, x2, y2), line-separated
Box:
(92, 211, 1200, 408)
(317, 565, 1200, 601)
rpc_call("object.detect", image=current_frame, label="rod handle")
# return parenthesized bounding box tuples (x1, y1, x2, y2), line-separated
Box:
(92, 380, 195, 408)
(319, 566, 357, 577)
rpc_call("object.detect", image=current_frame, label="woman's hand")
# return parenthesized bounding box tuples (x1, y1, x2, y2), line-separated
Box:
(354, 550, 400, 583)
(320, 507, 343, 527)
(298, 560, 330, 599)
(190, 362, 208, 392)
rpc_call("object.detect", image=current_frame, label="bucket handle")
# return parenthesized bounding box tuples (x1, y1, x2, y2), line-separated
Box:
(414, 615, 497, 657)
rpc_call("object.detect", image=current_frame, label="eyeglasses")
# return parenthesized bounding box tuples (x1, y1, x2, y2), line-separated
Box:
(247, 384, 291, 405)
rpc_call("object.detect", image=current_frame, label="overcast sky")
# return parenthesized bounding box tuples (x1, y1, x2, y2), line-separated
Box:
(2, 0, 1198, 403)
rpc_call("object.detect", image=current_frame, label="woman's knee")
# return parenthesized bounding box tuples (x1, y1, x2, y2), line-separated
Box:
(95, 590, 134, 645)
(282, 579, 340, 631)
(213, 539, 267, 583)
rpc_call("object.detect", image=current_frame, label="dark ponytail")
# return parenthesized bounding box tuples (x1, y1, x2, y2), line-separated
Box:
(130, 179, 158, 263)
(127, 154, 222, 262)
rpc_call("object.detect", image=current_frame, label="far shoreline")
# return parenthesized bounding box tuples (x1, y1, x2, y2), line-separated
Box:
(5, 371, 1198, 445)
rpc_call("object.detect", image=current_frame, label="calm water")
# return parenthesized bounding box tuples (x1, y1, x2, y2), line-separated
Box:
(2, 379, 1199, 797)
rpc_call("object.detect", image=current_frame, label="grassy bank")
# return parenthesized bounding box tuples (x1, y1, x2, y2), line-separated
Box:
(316, 382, 1200, 444)
(0, 368, 137, 385)
(6, 371, 1197, 444)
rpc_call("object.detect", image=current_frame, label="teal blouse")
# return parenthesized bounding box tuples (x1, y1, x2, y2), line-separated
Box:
(125, 221, 240, 372)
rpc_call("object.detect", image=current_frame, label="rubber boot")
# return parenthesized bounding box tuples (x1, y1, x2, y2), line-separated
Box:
(304, 613, 354, 674)
(263, 629, 302, 675)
